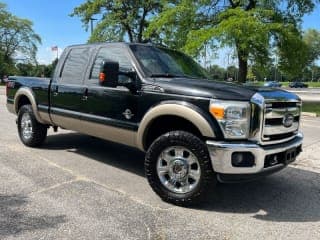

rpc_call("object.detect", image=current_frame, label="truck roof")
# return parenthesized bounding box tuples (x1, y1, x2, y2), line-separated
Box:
(66, 42, 155, 49)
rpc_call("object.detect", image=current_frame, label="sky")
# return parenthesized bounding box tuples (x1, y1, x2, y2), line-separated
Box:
(3, 0, 90, 64)
(2, 0, 320, 66)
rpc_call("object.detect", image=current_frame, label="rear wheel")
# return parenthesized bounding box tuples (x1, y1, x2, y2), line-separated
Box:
(17, 104, 47, 147)
(145, 131, 216, 205)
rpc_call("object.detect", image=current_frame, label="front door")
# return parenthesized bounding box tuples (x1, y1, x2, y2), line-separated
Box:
(80, 45, 139, 146)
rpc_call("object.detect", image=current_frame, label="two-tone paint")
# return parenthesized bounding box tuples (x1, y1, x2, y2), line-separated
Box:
(7, 43, 302, 180)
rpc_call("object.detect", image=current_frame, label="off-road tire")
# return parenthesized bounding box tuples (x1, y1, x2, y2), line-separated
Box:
(17, 104, 47, 147)
(145, 131, 216, 206)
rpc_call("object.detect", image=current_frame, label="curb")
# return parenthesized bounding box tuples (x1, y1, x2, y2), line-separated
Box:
(302, 112, 318, 117)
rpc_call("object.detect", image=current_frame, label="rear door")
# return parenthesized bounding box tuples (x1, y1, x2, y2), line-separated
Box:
(50, 46, 91, 131)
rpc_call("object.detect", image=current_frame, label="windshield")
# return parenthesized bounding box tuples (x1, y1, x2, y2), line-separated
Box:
(130, 45, 209, 79)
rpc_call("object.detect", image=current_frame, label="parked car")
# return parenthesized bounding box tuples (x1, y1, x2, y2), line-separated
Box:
(289, 81, 308, 88)
(6, 43, 303, 205)
(263, 81, 282, 88)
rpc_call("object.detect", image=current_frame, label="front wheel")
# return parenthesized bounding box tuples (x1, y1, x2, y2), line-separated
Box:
(17, 104, 47, 147)
(145, 131, 216, 205)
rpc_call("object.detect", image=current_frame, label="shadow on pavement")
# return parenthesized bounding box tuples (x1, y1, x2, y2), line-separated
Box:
(0, 194, 66, 237)
(43, 133, 320, 223)
(200, 168, 320, 222)
(43, 132, 145, 177)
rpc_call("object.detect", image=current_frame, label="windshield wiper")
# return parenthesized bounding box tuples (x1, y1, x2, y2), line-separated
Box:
(150, 73, 186, 78)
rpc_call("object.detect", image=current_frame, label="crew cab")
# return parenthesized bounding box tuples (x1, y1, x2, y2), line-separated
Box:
(6, 43, 303, 205)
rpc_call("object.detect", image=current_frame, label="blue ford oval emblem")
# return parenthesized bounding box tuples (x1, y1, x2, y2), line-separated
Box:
(283, 114, 294, 128)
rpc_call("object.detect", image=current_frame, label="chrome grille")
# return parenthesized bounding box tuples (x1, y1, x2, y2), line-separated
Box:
(261, 101, 301, 144)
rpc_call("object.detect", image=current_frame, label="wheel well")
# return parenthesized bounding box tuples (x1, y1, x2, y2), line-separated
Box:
(17, 95, 31, 112)
(144, 115, 203, 150)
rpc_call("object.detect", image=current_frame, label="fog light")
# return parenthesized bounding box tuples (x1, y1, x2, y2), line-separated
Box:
(232, 152, 255, 167)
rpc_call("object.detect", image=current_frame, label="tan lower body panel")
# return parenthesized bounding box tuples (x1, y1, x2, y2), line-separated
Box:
(51, 114, 137, 148)
(39, 111, 52, 125)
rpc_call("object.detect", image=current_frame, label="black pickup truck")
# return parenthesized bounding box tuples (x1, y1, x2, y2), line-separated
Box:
(6, 43, 303, 205)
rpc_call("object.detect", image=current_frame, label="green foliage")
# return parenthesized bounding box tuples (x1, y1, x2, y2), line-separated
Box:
(71, 0, 164, 43)
(303, 28, 320, 64)
(301, 103, 320, 116)
(277, 27, 309, 79)
(246, 67, 255, 81)
(0, 2, 41, 77)
(206, 64, 226, 80)
(145, 0, 197, 50)
(15, 58, 57, 78)
(149, 0, 319, 82)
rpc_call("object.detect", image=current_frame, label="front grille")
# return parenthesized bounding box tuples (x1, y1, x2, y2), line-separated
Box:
(261, 101, 301, 144)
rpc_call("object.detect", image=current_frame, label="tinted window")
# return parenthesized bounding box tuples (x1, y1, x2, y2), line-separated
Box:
(60, 47, 90, 84)
(89, 46, 133, 86)
(130, 45, 209, 79)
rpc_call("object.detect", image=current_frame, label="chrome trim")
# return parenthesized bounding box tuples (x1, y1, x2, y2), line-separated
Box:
(136, 102, 215, 151)
(249, 93, 264, 143)
(261, 100, 301, 144)
(249, 92, 302, 145)
(263, 122, 299, 135)
(206, 132, 303, 174)
(157, 146, 201, 194)
(21, 112, 33, 140)
(265, 107, 299, 119)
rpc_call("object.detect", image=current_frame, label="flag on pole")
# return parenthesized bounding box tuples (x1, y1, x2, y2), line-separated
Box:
(51, 46, 59, 59)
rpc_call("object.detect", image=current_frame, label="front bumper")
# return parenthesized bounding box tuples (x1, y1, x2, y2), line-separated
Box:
(206, 133, 303, 175)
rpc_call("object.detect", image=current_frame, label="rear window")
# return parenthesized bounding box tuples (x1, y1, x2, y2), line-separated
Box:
(60, 47, 90, 85)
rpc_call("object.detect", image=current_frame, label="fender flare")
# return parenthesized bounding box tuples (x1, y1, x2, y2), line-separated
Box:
(136, 101, 216, 151)
(14, 87, 46, 124)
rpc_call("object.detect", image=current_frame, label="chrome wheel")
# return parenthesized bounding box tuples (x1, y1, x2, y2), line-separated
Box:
(157, 146, 201, 194)
(21, 113, 33, 140)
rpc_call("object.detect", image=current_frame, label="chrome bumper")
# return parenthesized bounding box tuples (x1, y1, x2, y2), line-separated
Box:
(206, 133, 303, 174)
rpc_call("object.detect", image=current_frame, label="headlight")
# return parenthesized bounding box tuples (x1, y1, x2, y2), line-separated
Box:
(209, 100, 251, 139)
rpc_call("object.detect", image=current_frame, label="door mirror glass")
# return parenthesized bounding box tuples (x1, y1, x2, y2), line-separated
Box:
(99, 60, 119, 87)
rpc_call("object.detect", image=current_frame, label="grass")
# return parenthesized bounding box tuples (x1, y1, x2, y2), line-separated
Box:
(302, 103, 320, 116)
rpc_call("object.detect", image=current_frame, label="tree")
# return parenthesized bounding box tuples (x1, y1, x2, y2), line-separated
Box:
(304, 29, 320, 63)
(71, 0, 165, 43)
(303, 29, 320, 81)
(149, 0, 319, 82)
(0, 3, 41, 77)
(207, 64, 226, 80)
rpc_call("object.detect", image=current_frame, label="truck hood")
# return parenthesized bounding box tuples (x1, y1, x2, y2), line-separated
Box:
(151, 78, 300, 102)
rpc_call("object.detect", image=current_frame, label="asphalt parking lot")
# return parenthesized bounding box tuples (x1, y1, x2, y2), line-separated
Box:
(0, 87, 320, 240)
